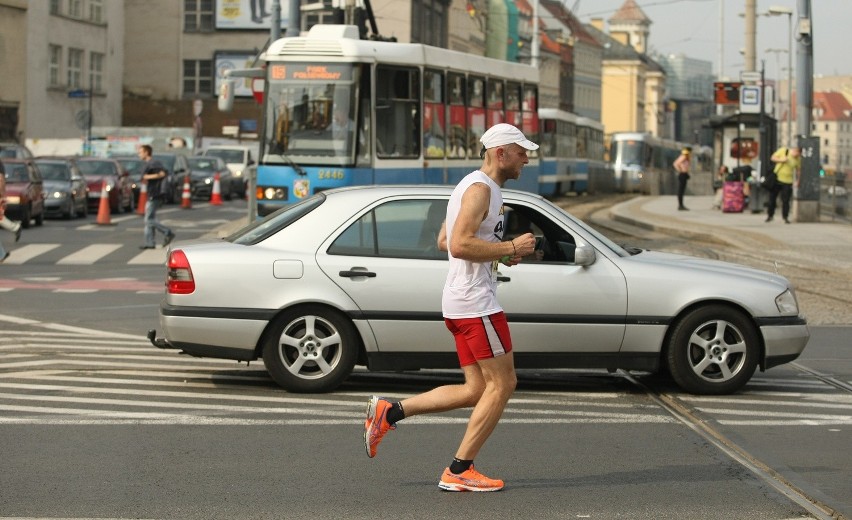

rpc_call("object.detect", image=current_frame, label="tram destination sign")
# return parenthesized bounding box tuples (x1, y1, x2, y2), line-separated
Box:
(269, 64, 352, 82)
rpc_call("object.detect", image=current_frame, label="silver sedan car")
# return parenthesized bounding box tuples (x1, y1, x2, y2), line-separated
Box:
(151, 186, 809, 395)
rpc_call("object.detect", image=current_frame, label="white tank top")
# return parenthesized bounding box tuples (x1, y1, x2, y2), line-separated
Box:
(442, 170, 505, 318)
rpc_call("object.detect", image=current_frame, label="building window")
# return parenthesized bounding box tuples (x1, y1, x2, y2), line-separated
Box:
(50, 0, 60, 15)
(183, 60, 213, 96)
(90, 52, 104, 93)
(185, 0, 214, 32)
(67, 48, 84, 89)
(411, 0, 448, 48)
(89, 0, 104, 23)
(68, 0, 83, 18)
(49, 45, 62, 87)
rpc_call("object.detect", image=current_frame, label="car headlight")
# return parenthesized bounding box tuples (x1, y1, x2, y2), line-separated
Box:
(234, 170, 243, 177)
(51, 191, 68, 199)
(775, 289, 799, 315)
(5, 195, 20, 204)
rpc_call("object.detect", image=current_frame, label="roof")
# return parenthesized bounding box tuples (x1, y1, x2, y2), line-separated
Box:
(812, 91, 852, 121)
(540, 0, 602, 48)
(609, 0, 651, 24)
(583, 21, 663, 72)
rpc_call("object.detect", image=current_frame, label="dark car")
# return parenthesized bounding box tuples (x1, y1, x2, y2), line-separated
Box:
(77, 157, 134, 213)
(112, 156, 146, 201)
(152, 153, 190, 204)
(187, 156, 233, 200)
(0, 158, 45, 228)
(34, 157, 89, 219)
(0, 142, 34, 160)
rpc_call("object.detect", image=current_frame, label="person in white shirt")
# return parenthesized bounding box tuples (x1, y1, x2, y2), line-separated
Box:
(363, 123, 538, 492)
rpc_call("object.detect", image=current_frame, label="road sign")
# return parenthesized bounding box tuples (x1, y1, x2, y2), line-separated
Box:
(67, 89, 88, 98)
(739, 86, 761, 114)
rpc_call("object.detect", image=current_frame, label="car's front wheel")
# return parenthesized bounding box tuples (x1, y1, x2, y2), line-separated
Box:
(666, 304, 759, 395)
(262, 306, 358, 393)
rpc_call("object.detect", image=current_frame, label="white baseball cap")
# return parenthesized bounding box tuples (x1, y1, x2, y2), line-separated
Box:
(480, 123, 539, 151)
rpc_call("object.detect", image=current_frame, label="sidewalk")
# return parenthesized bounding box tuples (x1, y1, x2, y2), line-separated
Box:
(603, 195, 852, 273)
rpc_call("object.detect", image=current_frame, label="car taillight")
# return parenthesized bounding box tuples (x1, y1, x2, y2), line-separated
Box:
(167, 249, 195, 294)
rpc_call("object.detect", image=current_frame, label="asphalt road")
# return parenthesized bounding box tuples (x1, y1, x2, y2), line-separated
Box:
(1, 194, 850, 519)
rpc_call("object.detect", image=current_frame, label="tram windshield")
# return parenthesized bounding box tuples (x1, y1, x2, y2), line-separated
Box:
(616, 140, 645, 167)
(264, 63, 361, 166)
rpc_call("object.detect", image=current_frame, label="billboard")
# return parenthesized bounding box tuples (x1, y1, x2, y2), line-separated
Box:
(215, 53, 257, 98)
(216, 0, 289, 29)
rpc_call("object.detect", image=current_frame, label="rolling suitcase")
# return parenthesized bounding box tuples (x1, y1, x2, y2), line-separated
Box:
(722, 181, 745, 213)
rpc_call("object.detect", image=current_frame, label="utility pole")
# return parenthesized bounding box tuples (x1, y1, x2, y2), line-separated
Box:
(794, 0, 818, 222)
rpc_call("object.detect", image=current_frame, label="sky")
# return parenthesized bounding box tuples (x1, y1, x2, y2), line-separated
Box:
(568, 0, 849, 81)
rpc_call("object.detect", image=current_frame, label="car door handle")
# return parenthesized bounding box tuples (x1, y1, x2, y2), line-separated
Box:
(497, 275, 510, 282)
(339, 269, 376, 278)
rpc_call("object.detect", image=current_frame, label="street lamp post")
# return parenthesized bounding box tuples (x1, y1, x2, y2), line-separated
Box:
(768, 6, 793, 146)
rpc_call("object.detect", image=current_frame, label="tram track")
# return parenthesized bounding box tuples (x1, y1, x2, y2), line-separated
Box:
(622, 371, 845, 519)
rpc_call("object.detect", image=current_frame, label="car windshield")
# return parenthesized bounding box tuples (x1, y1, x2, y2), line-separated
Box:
(36, 162, 71, 181)
(188, 158, 219, 171)
(3, 164, 28, 181)
(78, 161, 116, 176)
(205, 150, 243, 163)
(227, 193, 326, 245)
(116, 159, 144, 175)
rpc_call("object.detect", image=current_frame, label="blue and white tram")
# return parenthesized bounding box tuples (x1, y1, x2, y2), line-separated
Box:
(242, 24, 541, 215)
(538, 108, 610, 196)
(609, 132, 686, 193)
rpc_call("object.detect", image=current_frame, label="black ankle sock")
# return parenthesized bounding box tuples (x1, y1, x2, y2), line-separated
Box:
(449, 458, 473, 474)
(386, 401, 405, 425)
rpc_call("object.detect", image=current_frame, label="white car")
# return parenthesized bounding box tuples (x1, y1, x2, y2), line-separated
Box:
(201, 145, 254, 197)
(151, 186, 810, 395)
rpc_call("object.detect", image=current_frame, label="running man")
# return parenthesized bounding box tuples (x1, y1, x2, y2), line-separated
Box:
(363, 123, 538, 492)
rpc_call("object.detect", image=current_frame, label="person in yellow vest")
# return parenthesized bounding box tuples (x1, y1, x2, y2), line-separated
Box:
(766, 146, 800, 223)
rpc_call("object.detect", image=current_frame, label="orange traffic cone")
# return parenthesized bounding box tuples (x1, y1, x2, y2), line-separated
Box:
(181, 174, 192, 209)
(96, 179, 112, 225)
(210, 173, 223, 206)
(136, 182, 147, 215)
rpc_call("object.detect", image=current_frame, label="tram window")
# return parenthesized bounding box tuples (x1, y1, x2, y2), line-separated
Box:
(376, 65, 420, 158)
(448, 72, 467, 159)
(468, 76, 484, 108)
(486, 79, 504, 127)
(521, 84, 539, 158)
(424, 69, 446, 159)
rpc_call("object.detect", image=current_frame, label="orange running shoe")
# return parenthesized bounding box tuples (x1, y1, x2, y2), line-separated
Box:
(364, 395, 395, 458)
(438, 465, 504, 492)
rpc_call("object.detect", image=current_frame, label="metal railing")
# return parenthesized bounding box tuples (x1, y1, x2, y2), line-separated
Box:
(820, 176, 849, 223)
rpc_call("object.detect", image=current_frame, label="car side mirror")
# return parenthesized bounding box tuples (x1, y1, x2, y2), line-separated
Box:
(573, 245, 596, 266)
(248, 159, 255, 166)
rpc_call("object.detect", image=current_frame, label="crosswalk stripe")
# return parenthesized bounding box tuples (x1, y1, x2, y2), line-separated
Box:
(128, 247, 168, 265)
(57, 243, 122, 264)
(2, 244, 60, 264)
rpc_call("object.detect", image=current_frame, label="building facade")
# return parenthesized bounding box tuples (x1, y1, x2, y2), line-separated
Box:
(0, 0, 124, 142)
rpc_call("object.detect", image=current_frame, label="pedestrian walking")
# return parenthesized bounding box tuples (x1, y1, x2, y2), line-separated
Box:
(0, 161, 23, 263)
(766, 146, 800, 224)
(363, 123, 538, 492)
(137, 145, 175, 249)
(673, 147, 692, 210)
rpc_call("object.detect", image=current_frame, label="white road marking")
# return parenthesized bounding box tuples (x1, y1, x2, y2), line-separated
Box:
(1, 244, 60, 263)
(57, 243, 122, 264)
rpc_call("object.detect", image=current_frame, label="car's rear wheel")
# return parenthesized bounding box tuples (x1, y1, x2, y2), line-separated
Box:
(262, 306, 358, 393)
(666, 304, 759, 395)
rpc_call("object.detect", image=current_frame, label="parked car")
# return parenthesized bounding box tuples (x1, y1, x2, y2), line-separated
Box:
(150, 186, 810, 395)
(0, 142, 34, 159)
(34, 157, 88, 219)
(112, 156, 146, 201)
(187, 156, 233, 201)
(77, 157, 134, 213)
(0, 158, 44, 228)
(152, 153, 190, 204)
(201, 145, 254, 197)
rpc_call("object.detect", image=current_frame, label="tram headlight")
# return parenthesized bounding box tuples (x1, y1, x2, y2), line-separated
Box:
(260, 186, 287, 200)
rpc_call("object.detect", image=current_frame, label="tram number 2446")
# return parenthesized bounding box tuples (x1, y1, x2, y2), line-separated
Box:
(318, 170, 345, 180)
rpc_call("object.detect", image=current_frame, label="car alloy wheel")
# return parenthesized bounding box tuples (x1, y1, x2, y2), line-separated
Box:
(666, 304, 759, 395)
(262, 305, 358, 393)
